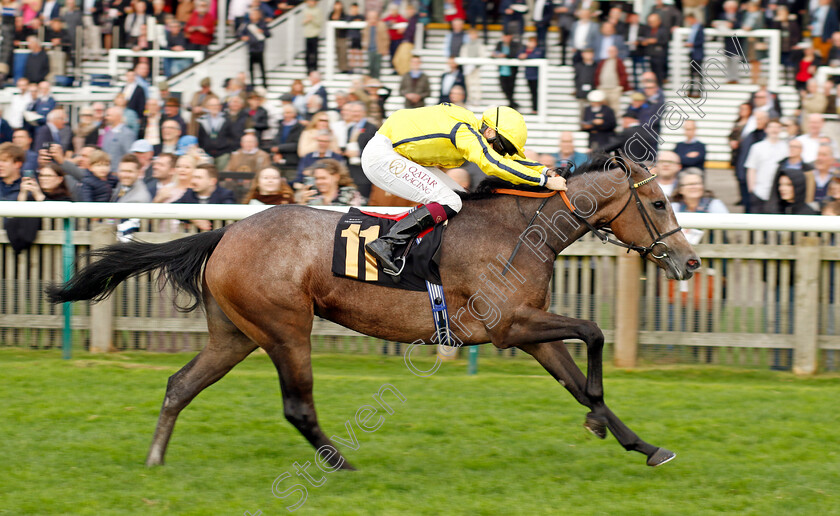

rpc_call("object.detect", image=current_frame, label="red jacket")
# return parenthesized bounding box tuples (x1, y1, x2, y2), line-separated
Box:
(594, 58, 631, 92)
(185, 12, 216, 46)
(383, 14, 406, 41)
(444, 0, 465, 22)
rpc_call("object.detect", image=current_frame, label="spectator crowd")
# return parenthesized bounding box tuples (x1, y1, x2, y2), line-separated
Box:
(1, 0, 839, 235)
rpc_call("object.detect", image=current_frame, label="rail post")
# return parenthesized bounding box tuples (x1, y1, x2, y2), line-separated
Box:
(537, 60, 548, 123)
(793, 236, 821, 375)
(614, 252, 641, 368)
(75, 25, 83, 81)
(89, 223, 116, 353)
(112, 26, 120, 59)
(61, 218, 74, 359)
(468, 346, 478, 375)
(217, 0, 227, 52)
(149, 18, 160, 80)
(325, 20, 336, 80)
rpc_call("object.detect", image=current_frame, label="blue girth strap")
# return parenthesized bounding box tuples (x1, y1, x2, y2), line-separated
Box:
(411, 207, 452, 346)
(425, 280, 452, 347)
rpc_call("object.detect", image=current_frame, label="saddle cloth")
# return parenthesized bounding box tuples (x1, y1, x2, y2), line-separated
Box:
(331, 208, 445, 292)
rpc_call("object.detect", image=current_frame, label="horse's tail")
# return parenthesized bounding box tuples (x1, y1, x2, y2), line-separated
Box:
(45, 228, 228, 312)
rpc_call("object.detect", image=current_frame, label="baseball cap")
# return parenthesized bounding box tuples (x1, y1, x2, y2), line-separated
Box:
(175, 135, 198, 155)
(587, 90, 605, 103)
(129, 139, 153, 153)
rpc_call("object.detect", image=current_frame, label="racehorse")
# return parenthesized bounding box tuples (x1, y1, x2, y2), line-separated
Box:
(47, 155, 700, 469)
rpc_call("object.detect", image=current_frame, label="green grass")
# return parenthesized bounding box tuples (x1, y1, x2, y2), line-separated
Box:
(1, 349, 839, 515)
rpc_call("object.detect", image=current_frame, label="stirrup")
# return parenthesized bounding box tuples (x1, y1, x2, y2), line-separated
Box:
(382, 236, 415, 277)
(382, 256, 407, 276)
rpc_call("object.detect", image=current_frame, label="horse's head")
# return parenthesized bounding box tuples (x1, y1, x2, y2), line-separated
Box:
(572, 155, 700, 280)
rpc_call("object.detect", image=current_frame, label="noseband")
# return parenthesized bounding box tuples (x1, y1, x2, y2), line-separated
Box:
(559, 158, 683, 259)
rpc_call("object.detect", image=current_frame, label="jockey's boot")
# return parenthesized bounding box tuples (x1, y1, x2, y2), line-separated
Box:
(365, 206, 436, 274)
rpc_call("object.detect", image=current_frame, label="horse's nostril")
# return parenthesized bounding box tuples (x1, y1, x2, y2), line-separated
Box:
(686, 259, 701, 271)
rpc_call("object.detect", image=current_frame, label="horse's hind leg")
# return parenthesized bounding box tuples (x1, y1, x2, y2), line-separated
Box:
(146, 295, 257, 466)
(519, 340, 674, 467)
(262, 330, 355, 471)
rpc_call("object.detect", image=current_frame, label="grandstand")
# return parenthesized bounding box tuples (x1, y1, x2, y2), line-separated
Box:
(1, 5, 801, 167)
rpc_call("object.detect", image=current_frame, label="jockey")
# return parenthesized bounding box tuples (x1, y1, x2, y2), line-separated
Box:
(361, 103, 567, 274)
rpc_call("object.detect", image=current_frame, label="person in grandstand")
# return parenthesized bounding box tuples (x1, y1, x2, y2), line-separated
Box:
(360, 103, 567, 274)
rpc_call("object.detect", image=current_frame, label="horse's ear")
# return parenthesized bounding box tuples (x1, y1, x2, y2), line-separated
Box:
(610, 151, 625, 166)
(609, 153, 633, 179)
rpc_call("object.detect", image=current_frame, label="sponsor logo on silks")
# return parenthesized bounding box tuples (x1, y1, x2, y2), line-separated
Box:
(389, 159, 407, 176)
(401, 166, 438, 195)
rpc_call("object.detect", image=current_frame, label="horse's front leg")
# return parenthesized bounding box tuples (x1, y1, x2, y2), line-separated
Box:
(519, 340, 674, 466)
(494, 308, 675, 467)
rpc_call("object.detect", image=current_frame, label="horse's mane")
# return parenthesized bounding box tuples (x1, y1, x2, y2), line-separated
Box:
(567, 153, 617, 177)
(459, 153, 616, 201)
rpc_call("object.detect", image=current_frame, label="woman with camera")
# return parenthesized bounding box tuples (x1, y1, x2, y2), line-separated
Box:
(299, 159, 362, 207)
(17, 163, 72, 202)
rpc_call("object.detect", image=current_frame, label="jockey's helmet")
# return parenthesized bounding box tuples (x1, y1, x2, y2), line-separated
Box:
(480, 106, 528, 158)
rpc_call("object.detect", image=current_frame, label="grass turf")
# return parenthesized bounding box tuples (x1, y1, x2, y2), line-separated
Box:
(1, 349, 838, 515)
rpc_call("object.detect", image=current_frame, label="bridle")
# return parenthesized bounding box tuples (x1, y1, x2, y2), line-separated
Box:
(558, 156, 683, 259)
(494, 157, 683, 275)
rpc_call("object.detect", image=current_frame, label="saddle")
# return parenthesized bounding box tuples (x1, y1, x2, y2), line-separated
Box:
(331, 208, 445, 292)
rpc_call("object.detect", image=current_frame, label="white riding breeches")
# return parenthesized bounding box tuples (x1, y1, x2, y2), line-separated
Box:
(361, 133, 465, 212)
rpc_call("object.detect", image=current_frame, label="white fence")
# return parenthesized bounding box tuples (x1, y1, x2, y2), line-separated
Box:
(107, 49, 205, 81)
(454, 57, 551, 123)
(817, 66, 840, 86)
(324, 20, 426, 79)
(0, 202, 838, 230)
(671, 28, 782, 91)
(0, 203, 838, 374)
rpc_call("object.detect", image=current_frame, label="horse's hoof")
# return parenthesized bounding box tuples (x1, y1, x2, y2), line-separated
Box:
(646, 447, 676, 467)
(583, 412, 607, 439)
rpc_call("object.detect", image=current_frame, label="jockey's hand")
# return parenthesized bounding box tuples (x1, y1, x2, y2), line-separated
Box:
(548, 164, 574, 178)
(545, 175, 567, 191)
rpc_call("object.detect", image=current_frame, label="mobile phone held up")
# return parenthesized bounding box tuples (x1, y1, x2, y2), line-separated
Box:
(23, 170, 36, 179)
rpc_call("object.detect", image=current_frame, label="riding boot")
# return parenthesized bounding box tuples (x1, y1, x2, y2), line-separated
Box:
(365, 206, 436, 274)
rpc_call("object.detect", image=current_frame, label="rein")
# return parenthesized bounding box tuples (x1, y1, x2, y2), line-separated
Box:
(491, 189, 558, 198)
(491, 189, 557, 276)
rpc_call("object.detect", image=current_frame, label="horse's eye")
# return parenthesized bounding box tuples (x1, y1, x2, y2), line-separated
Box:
(652, 200, 666, 210)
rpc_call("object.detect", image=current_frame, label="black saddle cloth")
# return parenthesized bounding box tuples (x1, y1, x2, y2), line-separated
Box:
(331, 208, 445, 292)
